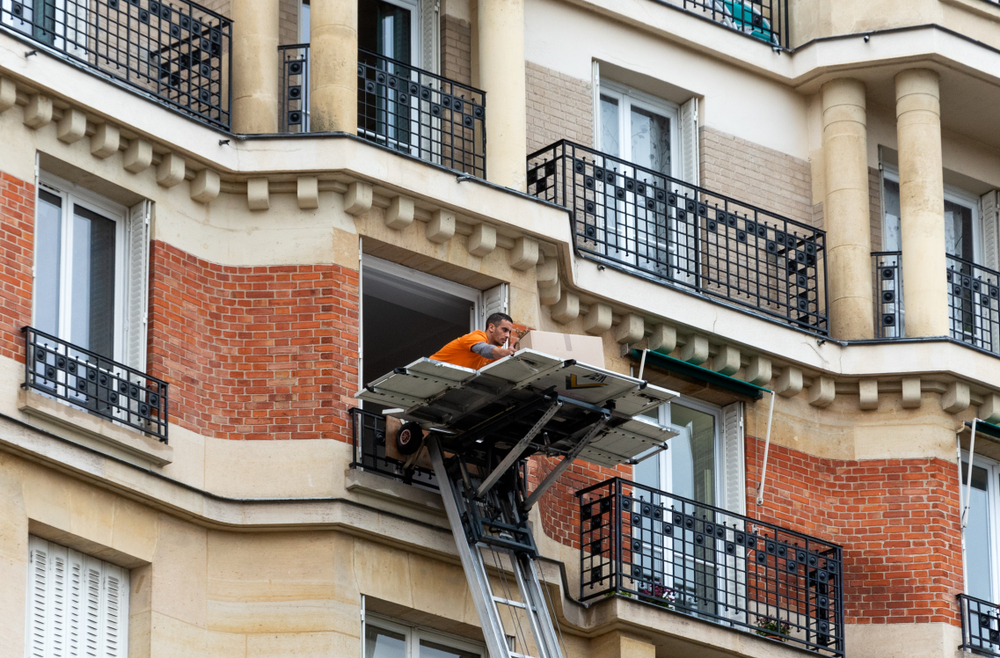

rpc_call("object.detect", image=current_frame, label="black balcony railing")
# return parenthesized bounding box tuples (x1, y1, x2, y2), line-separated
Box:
(0, 0, 231, 130)
(279, 43, 308, 133)
(358, 49, 486, 178)
(349, 407, 438, 490)
(872, 251, 903, 338)
(527, 140, 828, 335)
(948, 255, 1000, 355)
(960, 594, 1000, 656)
(579, 478, 844, 656)
(678, 0, 788, 47)
(22, 327, 169, 442)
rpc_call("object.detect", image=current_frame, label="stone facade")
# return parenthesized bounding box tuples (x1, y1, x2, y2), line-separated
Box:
(525, 62, 593, 154)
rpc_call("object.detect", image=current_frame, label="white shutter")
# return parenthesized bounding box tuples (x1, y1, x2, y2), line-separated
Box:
(25, 537, 129, 658)
(592, 61, 601, 149)
(480, 283, 508, 329)
(982, 191, 999, 271)
(124, 201, 151, 372)
(680, 97, 700, 186)
(720, 401, 745, 515)
(421, 0, 439, 74)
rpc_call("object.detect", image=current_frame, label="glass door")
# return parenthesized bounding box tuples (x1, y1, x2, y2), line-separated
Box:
(359, 0, 418, 153)
(962, 456, 1000, 651)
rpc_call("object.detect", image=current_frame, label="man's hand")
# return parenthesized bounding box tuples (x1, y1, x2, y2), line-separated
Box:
(491, 342, 518, 359)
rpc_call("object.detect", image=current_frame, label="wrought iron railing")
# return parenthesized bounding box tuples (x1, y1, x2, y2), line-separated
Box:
(948, 254, 1000, 355)
(872, 251, 903, 338)
(279, 43, 308, 133)
(960, 594, 1000, 656)
(0, 0, 231, 130)
(527, 140, 828, 335)
(22, 327, 169, 442)
(578, 478, 844, 656)
(358, 49, 486, 178)
(349, 407, 438, 490)
(675, 0, 788, 47)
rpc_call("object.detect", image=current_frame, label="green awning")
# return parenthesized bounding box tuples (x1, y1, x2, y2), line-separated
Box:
(966, 419, 1000, 442)
(630, 349, 768, 400)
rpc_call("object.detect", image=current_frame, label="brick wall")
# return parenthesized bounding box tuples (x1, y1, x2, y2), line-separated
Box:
(278, 0, 300, 45)
(525, 62, 593, 154)
(0, 172, 33, 364)
(746, 436, 963, 625)
(147, 241, 359, 442)
(869, 166, 883, 250)
(700, 126, 814, 227)
(441, 14, 472, 85)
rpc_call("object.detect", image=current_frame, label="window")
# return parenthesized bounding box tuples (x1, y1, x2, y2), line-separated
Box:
(1, 0, 87, 55)
(33, 173, 150, 369)
(364, 615, 484, 658)
(25, 536, 129, 658)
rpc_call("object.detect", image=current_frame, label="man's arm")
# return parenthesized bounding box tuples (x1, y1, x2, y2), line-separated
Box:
(472, 342, 516, 360)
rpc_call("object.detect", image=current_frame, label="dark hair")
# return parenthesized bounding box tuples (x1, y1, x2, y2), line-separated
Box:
(485, 312, 513, 330)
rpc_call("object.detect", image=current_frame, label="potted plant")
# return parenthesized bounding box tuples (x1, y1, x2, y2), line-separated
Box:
(638, 583, 677, 610)
(755, 616, 790, 641)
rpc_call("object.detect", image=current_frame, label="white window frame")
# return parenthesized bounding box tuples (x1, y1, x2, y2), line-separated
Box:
(945, 184, 984, 264)
(651, 397, 725, 505)
(595, 80, 681, 175)
(33, 172, 129, 364)
(962, 450, 1000, 602)
(363, 613, 486, 658)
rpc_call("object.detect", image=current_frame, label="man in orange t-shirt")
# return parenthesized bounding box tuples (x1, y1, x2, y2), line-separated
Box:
(429, 312, 518, 370)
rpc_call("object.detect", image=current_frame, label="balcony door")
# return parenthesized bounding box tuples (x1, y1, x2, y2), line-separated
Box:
(2, 0, 87, 57)
(962, 455, 1000, 651)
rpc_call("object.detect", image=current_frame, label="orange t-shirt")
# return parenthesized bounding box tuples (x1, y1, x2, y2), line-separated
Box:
(429, 330, 495, 370)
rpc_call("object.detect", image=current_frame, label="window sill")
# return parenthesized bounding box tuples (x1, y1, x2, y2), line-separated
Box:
(18, 388, 173, 466)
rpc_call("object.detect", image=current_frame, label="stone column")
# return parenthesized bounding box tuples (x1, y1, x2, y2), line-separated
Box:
(896, 69, 947, 337)
(310, 0, 358, 133)
(231, 0, 280, 134)
(821, 78, 874, 340)
(477, 0, 527, 191)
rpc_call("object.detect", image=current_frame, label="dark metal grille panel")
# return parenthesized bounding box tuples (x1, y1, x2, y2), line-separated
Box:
(23, 326, 168, 442)
(872, 251, 903, 338)
(960, 594, 1000, 656)
(528, 140, 828, 336)
(678, 0, 788, 47)
(279, 43, 308, 133)
(1, 0, 231, 129)
(948, 255, 1000, 355)
(357, 49, 485, 178)
(349, 407, 438, 490)
(579, 478, 844, 656)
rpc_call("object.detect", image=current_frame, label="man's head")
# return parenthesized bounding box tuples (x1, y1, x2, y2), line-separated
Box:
(484, 312, 514, 346)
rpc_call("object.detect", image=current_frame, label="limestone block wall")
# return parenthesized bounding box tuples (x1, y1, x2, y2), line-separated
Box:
(525, 62, 593, 155)
(147, 240, 359, 442)
(0, 172, 32, 364)
(700, 126, 815, 227)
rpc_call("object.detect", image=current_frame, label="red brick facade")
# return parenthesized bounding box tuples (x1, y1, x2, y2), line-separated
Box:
(147, 240, 359, 441)
(0, 172, 34, 363)
(745, 436, 963, 626)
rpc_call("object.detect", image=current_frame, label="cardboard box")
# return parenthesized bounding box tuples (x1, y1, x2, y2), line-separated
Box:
(517, 330, 605, 368)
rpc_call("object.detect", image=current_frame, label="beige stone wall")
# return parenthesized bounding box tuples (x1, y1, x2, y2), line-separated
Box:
(279, 0, 301, 45)
(442, 14, 473, 85)
(525, 61, 593, 154)
(700, 126, 814, 227)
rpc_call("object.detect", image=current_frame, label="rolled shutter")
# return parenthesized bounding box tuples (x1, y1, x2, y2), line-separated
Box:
(720, 401, 745, 515)
(680, 97, 700, 186)
(125, 201, 151, 372)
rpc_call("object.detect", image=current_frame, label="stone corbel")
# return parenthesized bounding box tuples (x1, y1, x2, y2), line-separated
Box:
(344, 181, 373, 216)
(297, 176, 319, 209)
(678, 335, 708, 365)
(901, 377, 922, 409)
(124, 139, 153, 173)
(980, 393, 1000, 424)
(23, 95, 52, 129)
(712, 346, 740, 376)
(584, 303, 613, 335)
(808, 377, 835, 408)
(384, 196, 414, 229)
(90, 123, 120, 158)
(56, 109, 87, 144)
(510, 237, 539, 271)
(775, 366, 803, 397)
(647, 324, 676, 354)
(615, 313, 644, 345)
(858, 379, 879, 411)
(745, 356, 771, 386)
(468, 224, 496, 256)
(426, 210, 456, 243)
(247, 177, 270, 210)
(190, 169, 220, 204)
(0, 77, 15, 113)
(156, 152, 186, 188)
(550, 291, 579, 324)
(941, 381, 970, 414)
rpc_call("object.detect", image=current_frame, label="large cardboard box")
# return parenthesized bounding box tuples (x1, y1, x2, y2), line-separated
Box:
(518, 330, 605, 368)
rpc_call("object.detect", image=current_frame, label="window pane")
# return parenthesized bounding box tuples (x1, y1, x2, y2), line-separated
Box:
(600, 95, 620, 157)
(419, 638, 481, 658)
(882, 177, 901, 251)
(71, 205, 116, 358)
(35, 191, 63, 336)
(630, 106, 671, 175)
(945, 199, 974, 261)
(670, 405, 716, 506)
(366, 625, 406, 658)
(962, 462, 992, 602)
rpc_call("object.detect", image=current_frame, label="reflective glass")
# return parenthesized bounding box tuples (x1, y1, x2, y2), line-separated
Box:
(630, 106, 670, 175)
(419, 638, 481, 658)
(670, 405, 716, 506)
(35, 191, 62, 336)
(963, 462, 992, 602)
(366, 625, 406, 658)
(600, 95, 620, 157)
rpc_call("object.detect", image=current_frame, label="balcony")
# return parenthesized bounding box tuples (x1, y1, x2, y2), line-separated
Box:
(959, 594, 1000, 656)
(527, 140, 828, 336)
(350, 407, 438, 490)
(579, 477, 844, 656)
(23, 326, 169, 442)
(278, 47, 487, 179)
(0, 0, 232, 130)
(870, 252, 1000, 355)
(667, 0, 788, 47)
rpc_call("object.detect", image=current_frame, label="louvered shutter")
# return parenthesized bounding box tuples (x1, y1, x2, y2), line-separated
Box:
(420, 0, 439, 74)
(983, 191, 999, 271)
(720, 401, 745, 515)
(680, 97, 699, 186)
(25, 537, 129, 658)
(480, 283, 508, 330)
(124, 201, 150, 372)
